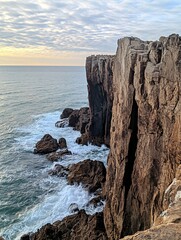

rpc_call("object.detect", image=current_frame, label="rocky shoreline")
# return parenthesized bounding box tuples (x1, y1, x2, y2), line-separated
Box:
(1, 34, 180, 240)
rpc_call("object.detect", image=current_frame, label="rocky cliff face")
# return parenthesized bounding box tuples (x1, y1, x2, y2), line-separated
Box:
(19, 34, 181, 240)
(104, 34, 181, 239)
(80, 55, 114, 146)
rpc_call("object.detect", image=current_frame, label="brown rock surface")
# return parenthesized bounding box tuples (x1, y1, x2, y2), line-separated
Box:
(30, 210, 107, 240)
(61, 108, 74, 119)
(120, 223, 181, 240)
(120, 164, 181, 239)
(84, 55, 114, 146)
(34, 134, 59, 154)
(68, 107, 90, 134)
(46, 149, 72, 161)
(104, 34, 181, 239)
(67, 159, 106, 193)
(58, 137, 67, 149)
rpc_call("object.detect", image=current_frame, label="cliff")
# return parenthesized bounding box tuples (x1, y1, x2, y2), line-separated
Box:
(104, 34, 181, 239)
(19, 34, 181, 240)
(78, 55, 114, 146)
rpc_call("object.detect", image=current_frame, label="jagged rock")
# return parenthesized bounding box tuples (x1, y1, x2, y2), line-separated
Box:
(55, 118, 69, 128)
(61, 108, 74, 119)
(46, 149, 72, 161)
(68, 107, 90, 134)
(30, 210, 107, 240)
(84, 55, 114, 146)
(104, 34, 181, 239)
(34, 134, 59, 154)
(48, 164, 69, 177)
(58, 137, 67, 149)
(67, 159, 106, 193)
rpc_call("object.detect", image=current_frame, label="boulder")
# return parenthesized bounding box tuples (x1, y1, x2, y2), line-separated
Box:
(34, 134, 59, 154)
(58, 137, 67, 149)
(61, 108, 74, 119)
(48, 164, 69, 177)
(67, 159, 106, 193)
(30, 210, 107, 240)
(46, 149, 72, 161)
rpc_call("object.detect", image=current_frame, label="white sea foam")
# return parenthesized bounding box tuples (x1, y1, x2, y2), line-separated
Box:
(3, 180, 101, 240)
(1, 111, 109, 239)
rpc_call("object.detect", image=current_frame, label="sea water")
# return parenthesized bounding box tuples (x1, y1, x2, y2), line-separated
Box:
(0, 66, 109, 240)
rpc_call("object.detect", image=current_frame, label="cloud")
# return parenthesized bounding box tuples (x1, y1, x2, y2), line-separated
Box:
(0, 0, 181, 56)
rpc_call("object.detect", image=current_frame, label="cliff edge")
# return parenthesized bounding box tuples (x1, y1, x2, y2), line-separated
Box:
(104, 34, 181, 239)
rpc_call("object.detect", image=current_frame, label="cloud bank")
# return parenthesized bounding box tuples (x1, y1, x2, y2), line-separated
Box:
(0, 0, 181, 63)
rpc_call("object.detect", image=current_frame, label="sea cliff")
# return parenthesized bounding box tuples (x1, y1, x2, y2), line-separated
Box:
(104, 34, 181, 239)
(19, 34, 181, 240)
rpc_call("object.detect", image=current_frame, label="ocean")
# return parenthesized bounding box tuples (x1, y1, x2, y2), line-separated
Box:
(0, 66, 109, 240)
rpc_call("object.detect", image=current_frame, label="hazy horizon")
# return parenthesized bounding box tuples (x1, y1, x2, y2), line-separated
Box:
(0, 0, 181, 66)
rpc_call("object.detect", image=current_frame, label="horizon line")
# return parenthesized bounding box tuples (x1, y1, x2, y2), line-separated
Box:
(0, 65, 85, 67)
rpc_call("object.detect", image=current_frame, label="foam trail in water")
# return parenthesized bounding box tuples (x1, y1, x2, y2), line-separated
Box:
(1, 111, 109, 239)
(2, 179, 101, 240)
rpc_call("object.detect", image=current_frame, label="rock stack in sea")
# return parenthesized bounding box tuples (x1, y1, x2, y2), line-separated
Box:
(20, 34, 181, 240)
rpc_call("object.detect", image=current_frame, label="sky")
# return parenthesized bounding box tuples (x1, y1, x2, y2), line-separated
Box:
(0, 0, 181, 66)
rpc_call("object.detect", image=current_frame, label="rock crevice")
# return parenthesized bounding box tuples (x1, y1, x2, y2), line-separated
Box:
(104, 34, 181, 239)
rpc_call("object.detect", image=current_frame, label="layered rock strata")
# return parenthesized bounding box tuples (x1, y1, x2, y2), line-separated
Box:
(104, 34, 181, 239)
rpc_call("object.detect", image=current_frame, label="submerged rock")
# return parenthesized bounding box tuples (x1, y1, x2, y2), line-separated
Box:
(48, 164, 69, 177)
(55, 118, 69, 128)
(34, 134, 59, 154)
(67, 159, 106, 193)
(68, 203, 79, 213)
(46, 149, 72, 161)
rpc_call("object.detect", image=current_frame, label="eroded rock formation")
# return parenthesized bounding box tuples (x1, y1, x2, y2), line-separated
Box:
(77, 55, 114, 146)
(23, 34, 181, 240)
(104, 34, 181, 239)
(34, 134, 59, 154)
(67, 159, 106, 193)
